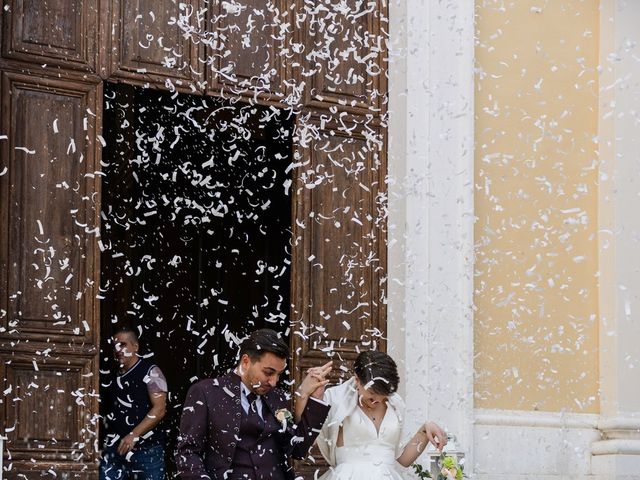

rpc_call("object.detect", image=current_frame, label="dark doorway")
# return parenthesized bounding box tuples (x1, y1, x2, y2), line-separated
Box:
(99, 83, 293, 476)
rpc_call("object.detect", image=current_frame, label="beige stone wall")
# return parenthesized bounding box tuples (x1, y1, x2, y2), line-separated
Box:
(474, 0, 600, 413)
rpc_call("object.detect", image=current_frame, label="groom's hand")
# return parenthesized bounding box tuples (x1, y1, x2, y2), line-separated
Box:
(297, 361, 333, 400)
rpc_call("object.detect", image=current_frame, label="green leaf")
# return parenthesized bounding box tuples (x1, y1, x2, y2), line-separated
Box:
(411, 462, 433, 479)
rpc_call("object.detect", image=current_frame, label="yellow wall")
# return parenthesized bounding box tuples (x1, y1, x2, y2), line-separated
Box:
(474, 0, 600, 413)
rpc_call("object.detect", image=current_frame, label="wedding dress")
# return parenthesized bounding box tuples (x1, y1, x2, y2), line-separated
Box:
(319, 405, 404, 480)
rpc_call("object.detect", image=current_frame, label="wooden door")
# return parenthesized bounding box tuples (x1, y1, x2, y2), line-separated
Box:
(0, 0, 103, 476)
(289, 0, 388, 475)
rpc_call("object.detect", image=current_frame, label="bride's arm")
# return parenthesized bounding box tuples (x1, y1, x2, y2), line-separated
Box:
(396, 421, 447, 467)
(396, 427, 429, 467)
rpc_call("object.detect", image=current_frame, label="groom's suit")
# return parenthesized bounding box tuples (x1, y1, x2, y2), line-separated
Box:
(176, 372, 330, 480)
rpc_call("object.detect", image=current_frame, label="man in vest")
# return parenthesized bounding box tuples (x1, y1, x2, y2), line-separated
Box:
(176, 328, 332, 480)
(100, 325, 168, 480)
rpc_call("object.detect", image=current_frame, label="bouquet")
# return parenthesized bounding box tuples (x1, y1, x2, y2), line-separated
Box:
(412, 452, 465, 480)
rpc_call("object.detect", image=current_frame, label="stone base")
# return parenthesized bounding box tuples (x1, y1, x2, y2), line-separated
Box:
(592, 453, 640, 479)
(473, 409, 600, 478)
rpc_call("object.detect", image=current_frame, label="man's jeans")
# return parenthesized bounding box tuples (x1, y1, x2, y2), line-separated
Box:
(100, 443, 165, 480)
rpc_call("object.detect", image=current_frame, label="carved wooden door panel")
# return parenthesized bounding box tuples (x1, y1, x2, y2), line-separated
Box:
(0, 71, 102, 478)
(1, 0, 102, 72)
(109, 0, 204, 91)
(204, 0, 290, 103)
(290, 117, 387, 369)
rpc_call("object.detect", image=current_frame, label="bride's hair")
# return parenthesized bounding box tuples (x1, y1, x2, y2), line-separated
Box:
(353, 351, 399, 396)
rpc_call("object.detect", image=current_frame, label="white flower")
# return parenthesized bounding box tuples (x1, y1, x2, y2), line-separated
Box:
(275, 408, 292, 423)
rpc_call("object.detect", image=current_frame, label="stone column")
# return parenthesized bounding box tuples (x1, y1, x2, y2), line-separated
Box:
(387, 0, 476, 472)
(593, 1, 640, 477)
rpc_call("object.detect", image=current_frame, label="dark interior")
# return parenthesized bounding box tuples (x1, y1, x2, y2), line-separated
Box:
(99, 82, 293, 475)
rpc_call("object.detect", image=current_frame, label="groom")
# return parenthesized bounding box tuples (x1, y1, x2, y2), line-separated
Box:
(176, 328, 331, 480)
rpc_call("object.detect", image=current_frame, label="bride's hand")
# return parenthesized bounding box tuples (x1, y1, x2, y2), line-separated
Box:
(422, 421, 447, 451)
(297, 361, 333, 399)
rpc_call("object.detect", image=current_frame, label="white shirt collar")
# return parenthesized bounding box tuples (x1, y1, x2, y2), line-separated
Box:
(238, 376, 264, 418)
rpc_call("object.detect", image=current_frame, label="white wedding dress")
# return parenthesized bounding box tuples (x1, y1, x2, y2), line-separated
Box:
(319, 405, 404, 480)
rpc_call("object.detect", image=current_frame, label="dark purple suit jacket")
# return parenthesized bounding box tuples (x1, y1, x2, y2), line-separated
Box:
(175, 372, 330, 480)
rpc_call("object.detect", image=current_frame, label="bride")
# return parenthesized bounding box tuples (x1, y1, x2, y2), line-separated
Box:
(296, 351, 447, 480)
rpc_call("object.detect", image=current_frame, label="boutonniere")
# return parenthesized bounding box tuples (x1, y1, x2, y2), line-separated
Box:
(275, 408, 293, 431)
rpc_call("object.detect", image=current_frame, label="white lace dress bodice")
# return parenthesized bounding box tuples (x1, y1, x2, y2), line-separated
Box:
(319, 406, 404, 480)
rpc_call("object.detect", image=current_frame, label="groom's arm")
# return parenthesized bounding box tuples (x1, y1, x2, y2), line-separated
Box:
(175, 381, 212, 480)
(289, 397, 331, 459)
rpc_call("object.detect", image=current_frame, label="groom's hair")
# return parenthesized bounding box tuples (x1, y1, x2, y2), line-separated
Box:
(239, 328, 289, 362)
(354, 350, 399, 396)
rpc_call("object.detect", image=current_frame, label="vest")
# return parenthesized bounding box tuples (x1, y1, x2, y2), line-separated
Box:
(226, 403, 287, 480)
(105, 358, 165, 446)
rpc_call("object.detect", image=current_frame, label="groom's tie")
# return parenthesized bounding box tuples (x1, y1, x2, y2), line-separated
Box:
(246, 391, 263, 423)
